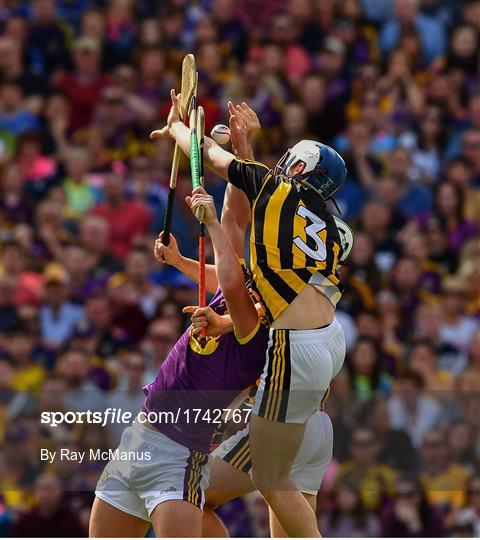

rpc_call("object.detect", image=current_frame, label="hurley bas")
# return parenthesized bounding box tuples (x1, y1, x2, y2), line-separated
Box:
(40, 448, 152, 464)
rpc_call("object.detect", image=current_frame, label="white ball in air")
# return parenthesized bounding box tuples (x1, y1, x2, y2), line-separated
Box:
(211, 124, 231, 145)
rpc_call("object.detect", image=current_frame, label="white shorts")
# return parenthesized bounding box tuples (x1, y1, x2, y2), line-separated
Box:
(252, 318, 345, 423)
(214, 410, 333, 495)
(95, 420, 210, 521)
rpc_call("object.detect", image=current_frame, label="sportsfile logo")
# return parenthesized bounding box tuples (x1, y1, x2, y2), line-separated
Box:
(40, 407, 252, 427)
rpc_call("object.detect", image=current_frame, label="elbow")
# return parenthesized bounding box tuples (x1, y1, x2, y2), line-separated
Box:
(219, 274, 243, 299)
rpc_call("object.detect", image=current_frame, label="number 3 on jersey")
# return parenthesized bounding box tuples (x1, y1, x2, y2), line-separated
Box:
(293, 205, 327, 261)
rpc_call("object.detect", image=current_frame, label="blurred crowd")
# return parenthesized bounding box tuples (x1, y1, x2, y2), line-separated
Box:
(0, 0, 479, 537)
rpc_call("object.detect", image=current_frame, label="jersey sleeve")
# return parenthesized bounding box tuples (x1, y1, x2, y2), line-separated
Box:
(236, 322, 269, 377)
(227, 158, 270, 203)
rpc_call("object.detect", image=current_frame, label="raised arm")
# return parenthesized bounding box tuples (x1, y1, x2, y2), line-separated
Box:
(158, 90, 235, 181)
(187, 187, 259, 342)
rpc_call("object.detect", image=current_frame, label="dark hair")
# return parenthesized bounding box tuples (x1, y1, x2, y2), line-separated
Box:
(408, 339, 436, 360)
(417, 103, 449, 152)
(0, 77, 22, 91)
(398, 368, 424, 389)
(445, 155, 473, 171)
(346, 336, 382, 390)
(434, 181, 465, 224)
(329, 478, 369, 529)
(396, 476, 435, 523)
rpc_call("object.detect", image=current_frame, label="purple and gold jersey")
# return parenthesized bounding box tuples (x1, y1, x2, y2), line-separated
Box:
(142, 287, 268, 453)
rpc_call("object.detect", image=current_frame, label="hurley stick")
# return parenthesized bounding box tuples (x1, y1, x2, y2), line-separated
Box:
(162, 54, 197, 245)
(196, 106, 206, 326)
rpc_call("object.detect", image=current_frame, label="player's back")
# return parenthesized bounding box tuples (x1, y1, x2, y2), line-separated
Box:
(228, 159, 343, 322)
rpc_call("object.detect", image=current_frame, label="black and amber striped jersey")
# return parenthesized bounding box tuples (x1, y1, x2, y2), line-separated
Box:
(228, 158, 343, 322)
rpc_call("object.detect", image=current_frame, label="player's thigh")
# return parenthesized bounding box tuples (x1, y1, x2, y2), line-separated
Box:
(89, 496, 150, 538)
(151, 499, 202, 538)
(268, 493, 317, 538)
(250, 414, 306, 477)
(205, 456, 255, 509)
(291, 411, 334, 496)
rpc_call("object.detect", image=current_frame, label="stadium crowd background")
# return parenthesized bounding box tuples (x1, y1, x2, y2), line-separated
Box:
(0, 0, 479, 536)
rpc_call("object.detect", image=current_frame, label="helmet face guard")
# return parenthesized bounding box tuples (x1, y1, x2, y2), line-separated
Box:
(333, 216, 354, 263)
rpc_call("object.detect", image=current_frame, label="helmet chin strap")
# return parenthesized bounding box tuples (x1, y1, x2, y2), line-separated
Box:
(330, 197, 342, 215)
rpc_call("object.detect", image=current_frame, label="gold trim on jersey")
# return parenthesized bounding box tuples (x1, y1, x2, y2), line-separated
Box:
(189, 332, 220, 355)
(235, 318, 261, 345)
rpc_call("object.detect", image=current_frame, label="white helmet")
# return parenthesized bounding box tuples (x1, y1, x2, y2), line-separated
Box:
(333, 216, 354, 263)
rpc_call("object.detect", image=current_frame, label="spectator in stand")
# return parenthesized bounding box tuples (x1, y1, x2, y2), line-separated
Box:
(334, 426, 397, 512)
(0, 35, 48, 114)
(447, 419, 477, 468)
(301, 73, 345, 144)
(12, 472, 86, 537)
(56, 348, 105, 413)
(409, 340, 454, 395)
(439, 276, 478, 360)
(78, 294, 129, 362)
(0, 162, 32, 226)
(386, 147, 432, 218)
(320, 479, 381, 537)
(2, 321, 45, 394)
(381, 476, 445, 537)
(346, 336, 392, 402)
(380, 0, 446, 65)
(0, 80, 41, 137)
(39, 263, 84, 348)
(428, 182, 478, 252)
(79, 215, 122, 279)
(387, 370, 442, 448)
(461, 128, 480, 184)
(62, 146, 101, 219)
(368, 399, 419, 473)
(123, 247, 165, 318)
(137, 47, 173, 107)
(419, 428, 471, 517)
(55, 36, 110, 131)
(91, 165, 150, 260)
(106, 349, 147, 444)
(1, 240, 43, 306)
(398, 104, 447, 184)
(106, 274, 149, 343)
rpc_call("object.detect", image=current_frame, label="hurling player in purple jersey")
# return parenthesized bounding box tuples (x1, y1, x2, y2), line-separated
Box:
(89, 169, 268, 535)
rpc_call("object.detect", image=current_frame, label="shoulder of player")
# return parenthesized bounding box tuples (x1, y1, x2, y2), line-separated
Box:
(232, 156, 269, 169)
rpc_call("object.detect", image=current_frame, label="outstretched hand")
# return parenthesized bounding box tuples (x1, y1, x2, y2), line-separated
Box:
(228, 101, 260, 142)
(228, 101, 259, 159)
(150, 89, 181, 140)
